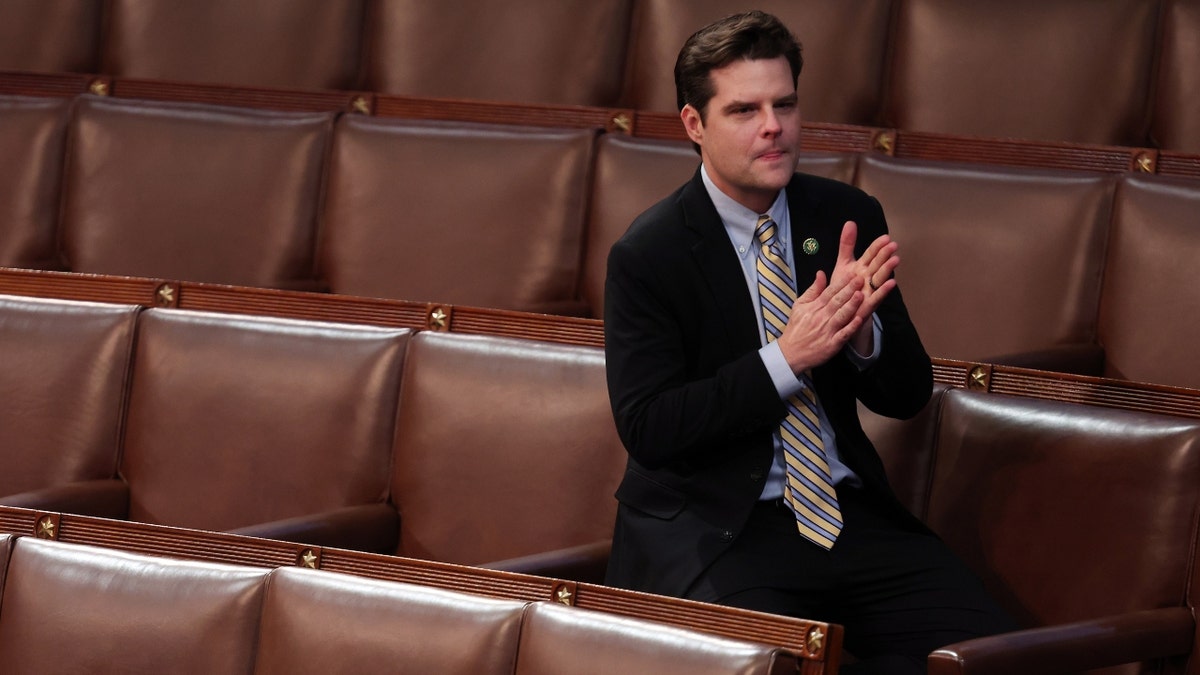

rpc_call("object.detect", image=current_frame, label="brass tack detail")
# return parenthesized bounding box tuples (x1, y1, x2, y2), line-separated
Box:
(554, 584, 575, 606)
(968, 365, 990, 391)
(427, 306, 450, 330)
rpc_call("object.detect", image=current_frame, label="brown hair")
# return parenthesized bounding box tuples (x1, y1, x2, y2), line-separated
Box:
(674, 11, 803, 118)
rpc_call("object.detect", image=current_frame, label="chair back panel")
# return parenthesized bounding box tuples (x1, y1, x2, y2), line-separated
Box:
(364, 0, 632, 106)
(0, 295, 137, 497)
(0, 538, 267, 674)
(1098, 175, 1200, 389)
(0, 95, 71, 269)
(255, 567, 527, 675)
(121, 310, 408, 531)
(391, 332, 625, 565)
(62, 97, 331, 289)
(927, 389, 1200, 634)
(855, 155, 1112, 363)
(885, 0, 1157, 145)
(102, 0, 364, 90)
(320, 117, 594, 313)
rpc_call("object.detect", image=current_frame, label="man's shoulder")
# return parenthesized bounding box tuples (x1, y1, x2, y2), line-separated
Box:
(615, 180, 696, 252)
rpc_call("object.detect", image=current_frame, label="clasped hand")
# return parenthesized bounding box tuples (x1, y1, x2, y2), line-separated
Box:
(777, 221, 900, 374)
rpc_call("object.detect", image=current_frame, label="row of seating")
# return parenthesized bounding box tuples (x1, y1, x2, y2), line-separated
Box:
(5, 280, 1200, 670)
(0, 505, 840, 671)
(0, 293, 625, 579)
(0, 534, 813, 674)
(4, 92, 1199, 387)
(1, 0, 1197, 151)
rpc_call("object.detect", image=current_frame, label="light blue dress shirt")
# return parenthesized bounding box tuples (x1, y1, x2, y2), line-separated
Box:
(700, 166, 881, 497)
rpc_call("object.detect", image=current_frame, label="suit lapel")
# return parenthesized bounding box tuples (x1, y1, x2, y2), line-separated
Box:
(785, 175, 839, 289)
(678, 170, 762, 353)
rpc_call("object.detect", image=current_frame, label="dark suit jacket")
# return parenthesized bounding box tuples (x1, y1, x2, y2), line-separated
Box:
(603, 168, 933, 598)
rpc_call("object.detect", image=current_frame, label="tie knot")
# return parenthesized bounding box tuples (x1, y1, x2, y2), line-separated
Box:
(755, 215, 779, 248)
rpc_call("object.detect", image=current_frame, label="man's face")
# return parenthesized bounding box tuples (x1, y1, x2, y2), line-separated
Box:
(681, 56, 801, 214)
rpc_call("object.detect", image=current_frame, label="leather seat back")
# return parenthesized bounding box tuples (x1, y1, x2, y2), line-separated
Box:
(120, 309, 408, 532)
(0, 295, 137, 498)
(390, 332, 625, 565)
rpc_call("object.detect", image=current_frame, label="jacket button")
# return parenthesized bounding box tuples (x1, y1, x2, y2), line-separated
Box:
(720, 530, 734, 542)
(749, 468, 764, 482)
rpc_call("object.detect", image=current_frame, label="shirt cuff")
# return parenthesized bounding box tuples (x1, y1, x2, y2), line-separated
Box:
(760, 340, 806, 399)
(844, 313, 883, 370)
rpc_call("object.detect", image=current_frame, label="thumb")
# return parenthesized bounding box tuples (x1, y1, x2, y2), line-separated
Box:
(797, 270, 827, 303)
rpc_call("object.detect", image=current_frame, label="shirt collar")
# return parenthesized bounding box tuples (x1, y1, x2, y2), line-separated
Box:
(701, 165, 789, 258)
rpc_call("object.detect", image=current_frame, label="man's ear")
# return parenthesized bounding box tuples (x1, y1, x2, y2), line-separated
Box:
(681, 104, 704, 146)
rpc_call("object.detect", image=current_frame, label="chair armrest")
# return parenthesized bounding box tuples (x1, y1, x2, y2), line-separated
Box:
(927, 607, 1194, 675)
(1, 479, 129, 519)
(479, 539, 611, 583)
(982, 343, 1105, 376)
(229, 503, 399, 554)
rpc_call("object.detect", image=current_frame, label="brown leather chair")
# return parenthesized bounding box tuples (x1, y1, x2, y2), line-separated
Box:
(0, 0, 101, 73)
(255, 567, 528, 675)
(885, 0, 1158, 146)
(0, 538, 269, 674)
(390, 332, 626, 582)
(362, 0, 632, 106)
(0, 95, 70, 270)
(858, 383, 951, 521)
(515, 601, 804, 675)
(926, 388, 1200, 674)
(319, 117, 595, 314)
(0, 295, 137, 516)
(855, 154, 1113, 372)
(1097, 174, 1200, 389)
(583, 134, 858, 318)
(622, 0, 892, 126)
(101, 0, 364, 90)
(119, 309, 409, 550)
(1152, 0, 1200, 152)
(61, 97, 332, 290)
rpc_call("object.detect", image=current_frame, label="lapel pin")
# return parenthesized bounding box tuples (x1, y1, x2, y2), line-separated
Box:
(801, 238, 819, 255)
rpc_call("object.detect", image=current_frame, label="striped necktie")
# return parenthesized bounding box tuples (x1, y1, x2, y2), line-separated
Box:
(754, 215, 843, 550)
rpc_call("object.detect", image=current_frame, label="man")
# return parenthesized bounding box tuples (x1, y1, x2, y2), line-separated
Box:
(603, 11, 1014, 673)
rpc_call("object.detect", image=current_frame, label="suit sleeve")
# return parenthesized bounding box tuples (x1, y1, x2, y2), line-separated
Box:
(604, 236, 785, 470)
(850, 197, 933, 420)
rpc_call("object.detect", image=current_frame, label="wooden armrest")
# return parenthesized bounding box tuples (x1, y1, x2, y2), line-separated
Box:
(480, 539, 611, 583)
(982, 343, 1105, 376)
(229, 503, 399, 554)
(1, 479, 129, 519)
(927, 607, 1194, 675)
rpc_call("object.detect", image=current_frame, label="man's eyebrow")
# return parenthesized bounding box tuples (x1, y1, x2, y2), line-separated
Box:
(720, 99, 754, 114)
(776, 93, 799, 105)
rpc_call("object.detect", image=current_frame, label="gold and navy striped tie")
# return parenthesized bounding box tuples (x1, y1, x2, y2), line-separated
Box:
(754, 215, 843, 550)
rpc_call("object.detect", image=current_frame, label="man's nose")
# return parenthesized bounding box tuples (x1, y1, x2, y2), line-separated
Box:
(761, 109, 781, 136)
